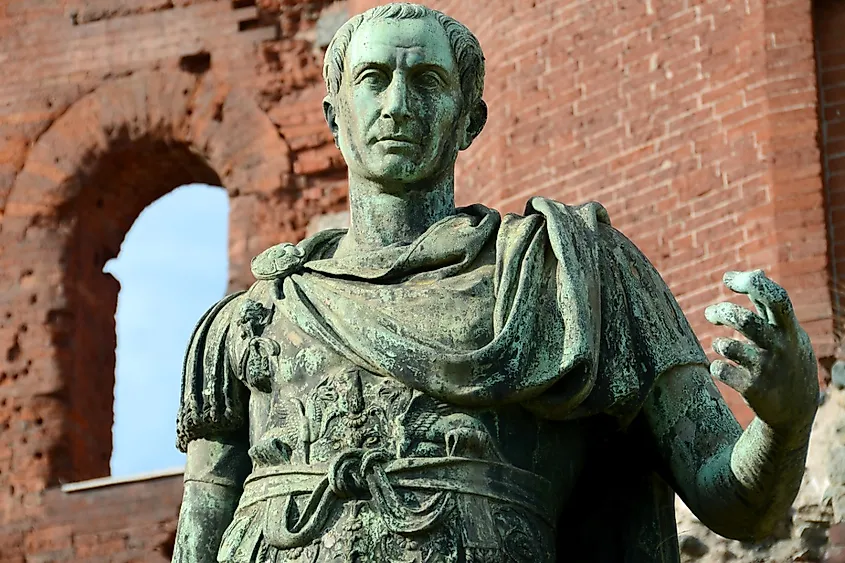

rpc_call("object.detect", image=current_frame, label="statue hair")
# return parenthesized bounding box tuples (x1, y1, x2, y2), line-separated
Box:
(322, 3, 485, 112)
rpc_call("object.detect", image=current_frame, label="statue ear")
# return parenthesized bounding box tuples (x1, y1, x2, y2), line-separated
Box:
(460, 100, 488, 151)
(323, 96, 340, 148)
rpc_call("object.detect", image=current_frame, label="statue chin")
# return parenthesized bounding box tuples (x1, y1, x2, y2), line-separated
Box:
(360, 161, 438, 187)
(375, 159, 423, 183)
(342, 140, 456, 188)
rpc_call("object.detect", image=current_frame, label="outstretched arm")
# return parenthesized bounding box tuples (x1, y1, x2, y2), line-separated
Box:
(643, 270, 818, 540)
(173, 436, 251, 562)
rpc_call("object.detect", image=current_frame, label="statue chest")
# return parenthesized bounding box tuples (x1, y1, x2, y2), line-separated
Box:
(223, 281, 587, 563)
(224, 349, 587, 562)
(236, 298, 584, 482)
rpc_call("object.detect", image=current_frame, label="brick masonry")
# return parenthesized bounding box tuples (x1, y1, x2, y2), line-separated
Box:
(817, 0, 845, 343)
(0, 0, 840, 560)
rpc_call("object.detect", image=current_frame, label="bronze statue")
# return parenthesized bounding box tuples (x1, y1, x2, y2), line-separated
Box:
(172, 4, 819, 561)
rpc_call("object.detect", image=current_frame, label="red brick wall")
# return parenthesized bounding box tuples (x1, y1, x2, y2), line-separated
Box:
(1, 474, 182, 562)
(351, 0, 834, 421)
(817, 0, 845, 347)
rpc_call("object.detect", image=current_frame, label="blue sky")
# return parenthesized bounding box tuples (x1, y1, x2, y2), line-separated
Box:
(104, 184, 229, 476)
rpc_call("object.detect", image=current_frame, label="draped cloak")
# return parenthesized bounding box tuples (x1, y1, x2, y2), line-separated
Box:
(177, 197, 709, 562)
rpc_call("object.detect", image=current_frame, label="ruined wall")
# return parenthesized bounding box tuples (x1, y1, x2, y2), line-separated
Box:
(2, 473, 183, 562)
(817, 0, 845, 347)
(0, 0, 840, 560)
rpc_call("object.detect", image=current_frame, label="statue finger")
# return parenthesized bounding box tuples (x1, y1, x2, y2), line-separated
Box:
(724, 270, 794, 328)
(704, 302, 775, 349)
(749, 297, 770, 323)
(723, 270, 756, 295)
(712, 337, 762, 372)
(748, 270, 795, 328)
(710, 360, 753, 396)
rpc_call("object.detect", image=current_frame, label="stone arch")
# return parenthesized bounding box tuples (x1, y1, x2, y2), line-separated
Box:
(2, 68, 291, 238)
(0, 69, 291, 490)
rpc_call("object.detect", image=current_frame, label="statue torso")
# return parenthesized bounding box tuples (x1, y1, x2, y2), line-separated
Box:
(218, 253, 590, 563)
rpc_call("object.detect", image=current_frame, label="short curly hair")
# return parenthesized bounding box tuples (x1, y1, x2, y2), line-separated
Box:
(323, 3, 485, 112)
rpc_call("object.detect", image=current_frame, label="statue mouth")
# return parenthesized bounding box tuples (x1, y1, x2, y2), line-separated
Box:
(378, 135, 419, 145)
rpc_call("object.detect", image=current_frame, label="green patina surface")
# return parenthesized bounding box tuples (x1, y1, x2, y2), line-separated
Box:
(171, 4, 819, 562)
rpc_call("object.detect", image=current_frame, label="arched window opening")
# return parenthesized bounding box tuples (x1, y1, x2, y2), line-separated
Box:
(104, 184, 229, 477)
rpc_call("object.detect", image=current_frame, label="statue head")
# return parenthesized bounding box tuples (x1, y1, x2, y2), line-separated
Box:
(322, 3, 488, 187)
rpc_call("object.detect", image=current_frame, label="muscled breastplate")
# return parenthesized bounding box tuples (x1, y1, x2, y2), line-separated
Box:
(217, 288, 587, 563)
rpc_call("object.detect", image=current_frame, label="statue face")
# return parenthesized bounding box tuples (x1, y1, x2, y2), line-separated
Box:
(329, 17, 468, 186)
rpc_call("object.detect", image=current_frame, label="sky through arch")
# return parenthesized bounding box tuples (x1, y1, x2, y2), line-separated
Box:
(104, 184, 229, 477)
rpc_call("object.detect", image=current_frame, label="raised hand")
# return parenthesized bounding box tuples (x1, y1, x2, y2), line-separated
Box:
(704, 270, 818, 430)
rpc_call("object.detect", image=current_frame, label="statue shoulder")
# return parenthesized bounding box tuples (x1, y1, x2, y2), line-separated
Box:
(177, 290, 254, 452)
(181, 278, 280, 377)
(518, 195, 664, 275)
(186, 291, 246, 345)
(251, 242, 306, 280)
(523, 196, 612, 227)
(250, 229, 346, 280)
(527, 196, 655, 262)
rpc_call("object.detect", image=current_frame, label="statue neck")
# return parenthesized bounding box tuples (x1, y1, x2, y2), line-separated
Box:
(336, 172, 457, 256)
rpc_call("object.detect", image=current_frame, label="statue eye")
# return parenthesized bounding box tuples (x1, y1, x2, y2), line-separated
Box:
(359, 69, 388, 88)
(416, 71, 445, 90)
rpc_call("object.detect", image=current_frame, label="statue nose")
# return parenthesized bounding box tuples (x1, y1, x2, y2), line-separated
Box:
(382, 79, 411, 123)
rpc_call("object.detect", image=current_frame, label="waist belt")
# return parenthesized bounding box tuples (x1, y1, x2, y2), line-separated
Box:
(239, 449, 555, 549)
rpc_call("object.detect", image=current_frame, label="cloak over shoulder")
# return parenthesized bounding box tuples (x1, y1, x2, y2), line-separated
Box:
(176, 292, 249, 452)
(254, 197, 707, 426)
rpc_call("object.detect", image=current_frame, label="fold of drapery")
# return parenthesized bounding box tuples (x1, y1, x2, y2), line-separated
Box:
(180, 196, 709, 449)
(273, 198, 606, 417)
(255, 196, 707, 425)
